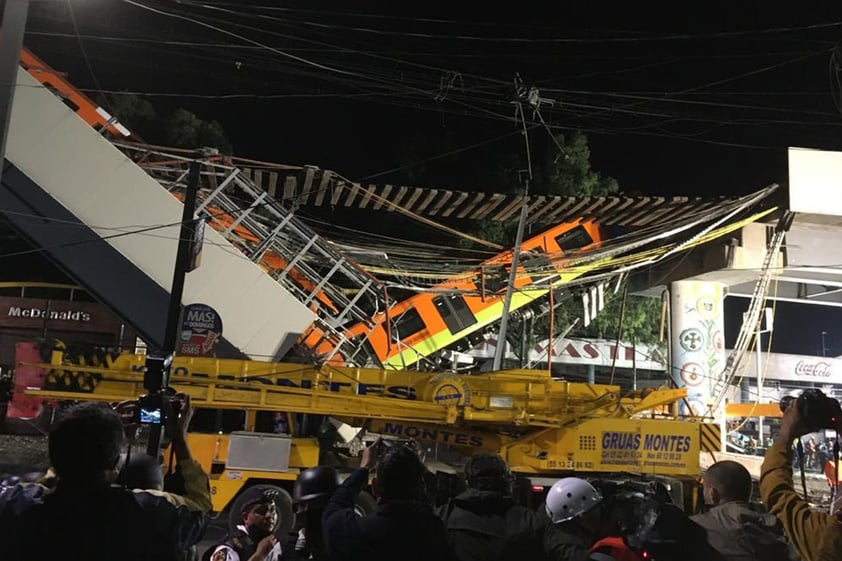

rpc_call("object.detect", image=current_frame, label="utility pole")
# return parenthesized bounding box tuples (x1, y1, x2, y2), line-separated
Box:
(145, 155, 203, 457)
(0, 0, 30, 177)
(756, 329, 764, 442)
(493, 91, 532, 371)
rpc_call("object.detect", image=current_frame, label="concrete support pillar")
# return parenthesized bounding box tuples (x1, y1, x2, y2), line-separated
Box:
(670, 280, 726, 417)
(587, 364, 595, 384)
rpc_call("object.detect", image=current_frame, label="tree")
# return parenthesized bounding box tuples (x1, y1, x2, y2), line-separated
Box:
(100, 93, 233, 154)
(103, 93, 157, 135)
(530, 131, 619, 197)
(164, 109, 233, 155)
(462, 131, 660, 358)
(547, 288, 665, 346)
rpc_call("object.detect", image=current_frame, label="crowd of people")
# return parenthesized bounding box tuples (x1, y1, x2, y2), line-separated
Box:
(0, 393, 838, 561)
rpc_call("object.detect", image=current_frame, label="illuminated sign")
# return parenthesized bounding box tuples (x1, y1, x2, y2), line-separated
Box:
(8, 307, 91, 322)
(0, 296, 119, 333)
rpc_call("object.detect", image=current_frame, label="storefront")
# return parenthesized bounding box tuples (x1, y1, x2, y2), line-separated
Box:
(0, 293, 136, 370)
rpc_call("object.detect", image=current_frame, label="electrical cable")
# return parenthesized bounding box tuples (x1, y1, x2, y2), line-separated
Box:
(177, 5, 842, 44)
(356, 128, 530, 182)
(65, 0, 107, 105)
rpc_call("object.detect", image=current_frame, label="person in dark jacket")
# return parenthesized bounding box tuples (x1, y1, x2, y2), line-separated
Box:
(543, 477, 603, 561)
(290, 466, 339, 560)
(693, 460, 795, 561)
(438, 453, 545, 561)
(322, 439, 458, 561)
(119, 454, 165, 491)
(0, 398, 211, 561)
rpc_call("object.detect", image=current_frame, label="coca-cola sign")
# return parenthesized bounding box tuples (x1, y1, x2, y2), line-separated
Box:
(794, 360, 833, 378)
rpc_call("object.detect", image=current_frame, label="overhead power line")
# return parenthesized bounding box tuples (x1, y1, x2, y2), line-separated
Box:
(176, 3, 842, 44)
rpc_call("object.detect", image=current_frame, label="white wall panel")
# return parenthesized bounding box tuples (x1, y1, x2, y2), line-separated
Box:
(789, 147, 842, 216)
(6, 69, 315, 359)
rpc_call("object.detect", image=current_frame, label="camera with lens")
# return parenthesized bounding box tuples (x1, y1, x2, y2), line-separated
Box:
(779, 389, 842, 432)
(378, 438, 418, 455)
(598, 483, 723, 561)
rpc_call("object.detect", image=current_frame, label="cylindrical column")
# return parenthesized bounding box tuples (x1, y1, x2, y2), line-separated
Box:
(670, 280, 726, 417)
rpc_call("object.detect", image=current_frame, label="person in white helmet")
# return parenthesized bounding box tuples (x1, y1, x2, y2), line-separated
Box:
(543, 477, 604, 561)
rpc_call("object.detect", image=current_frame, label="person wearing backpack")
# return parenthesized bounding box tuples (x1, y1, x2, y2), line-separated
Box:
(692, 460, 796, 561)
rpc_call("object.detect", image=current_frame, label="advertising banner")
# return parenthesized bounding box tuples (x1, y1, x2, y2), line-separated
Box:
(178, 303, 223, 356)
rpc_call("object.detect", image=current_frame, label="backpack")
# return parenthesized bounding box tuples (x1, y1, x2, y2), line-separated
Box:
(740, 522, 799, 561)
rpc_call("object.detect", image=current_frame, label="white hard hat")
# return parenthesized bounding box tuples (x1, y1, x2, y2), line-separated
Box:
(545, 477, 602, 523)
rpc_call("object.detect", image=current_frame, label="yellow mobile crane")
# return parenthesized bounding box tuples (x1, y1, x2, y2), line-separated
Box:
(20, 346, 718, 534)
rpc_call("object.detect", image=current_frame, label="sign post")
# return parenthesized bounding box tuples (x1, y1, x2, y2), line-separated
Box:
(147, 154, 204, 457)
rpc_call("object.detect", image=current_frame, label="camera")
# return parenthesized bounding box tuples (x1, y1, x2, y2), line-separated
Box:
(779, 389, 842, 432)
(136, 390, 182, 425)
(599, 484, 722, 561)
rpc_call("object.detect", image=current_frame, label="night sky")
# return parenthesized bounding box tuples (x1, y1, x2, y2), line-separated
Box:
(10, 1, 842, 356)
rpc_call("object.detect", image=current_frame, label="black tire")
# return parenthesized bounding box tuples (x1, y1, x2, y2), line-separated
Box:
(353, 490, 376, 517)
(228, 484, 296, 538)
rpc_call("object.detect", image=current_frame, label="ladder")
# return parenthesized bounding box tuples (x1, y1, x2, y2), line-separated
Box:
(117, 144, 386, 366)
(708, 211, 795, 415)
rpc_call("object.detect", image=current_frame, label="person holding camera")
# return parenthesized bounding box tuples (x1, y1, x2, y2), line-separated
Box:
(437, 453, 546, 561)
(321, 438, 458, 561)
(760, 391, 842, 561)
(0, 396, 212, 560)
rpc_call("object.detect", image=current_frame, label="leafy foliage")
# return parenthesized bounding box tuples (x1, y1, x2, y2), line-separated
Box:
(164, 109, 233, 155)
(100, 93, 233, 154)
(531, 131, 620, 197)
(567, 290, 664, 346)
(460, 131, 658, 356)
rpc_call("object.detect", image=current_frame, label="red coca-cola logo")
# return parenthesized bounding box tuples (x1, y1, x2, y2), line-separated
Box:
(794, 360, 832, 378)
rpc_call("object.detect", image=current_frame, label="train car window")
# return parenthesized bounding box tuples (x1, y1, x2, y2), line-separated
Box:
(520, 251, 561, 286)
(433, 294, 478, 334)
(42, 81, 80, 113)
(554, 226, 594, 252)
(391, 307, 426, 341)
